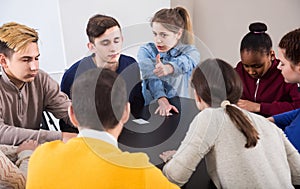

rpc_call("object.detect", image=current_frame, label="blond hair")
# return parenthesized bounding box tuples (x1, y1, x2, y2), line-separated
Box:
(0, 22, 38, 53)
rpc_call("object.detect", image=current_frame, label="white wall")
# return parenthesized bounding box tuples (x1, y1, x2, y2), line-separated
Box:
(0, 0, 66, 82)
(59, 0, 170, 69)
(3, 0, 298, 76)
(172, 0, 300, 66)
(1, 0, 170, 82)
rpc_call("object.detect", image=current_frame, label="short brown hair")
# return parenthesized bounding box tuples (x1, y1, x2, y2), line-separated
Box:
(86, 14, 121, 43)
(71, 68, 127, 130)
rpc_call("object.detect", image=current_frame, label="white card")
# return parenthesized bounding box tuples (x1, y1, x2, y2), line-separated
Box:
(132, 119, 149, 125)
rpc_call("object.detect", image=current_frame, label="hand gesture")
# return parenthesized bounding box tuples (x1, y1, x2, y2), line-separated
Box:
(153, 54, 174, 77)
(155, 97, 179, 116)
(237, 99, 260, 113)
(159, 150, 177, 163)
(267, 117, 274, 122)
(17, 140, 38, 154)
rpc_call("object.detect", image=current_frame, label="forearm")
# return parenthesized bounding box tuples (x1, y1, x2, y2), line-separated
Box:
(168, 49, 199, 76)
(163, 117, 205, 186)
(272, 109, 300, 129)
(0, 124, 61, 145)
(146, 79, 166, 100)
(260, 102, 299, 116)
(163, 158, 194, 187)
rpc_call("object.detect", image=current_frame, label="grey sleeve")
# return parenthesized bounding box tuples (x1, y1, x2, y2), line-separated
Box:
(163, 110, 219, 186)
(0, 122, 62, 145)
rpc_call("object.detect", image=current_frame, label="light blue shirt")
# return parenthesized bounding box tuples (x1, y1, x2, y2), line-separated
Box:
(137, 42, 200, 105)
(77, 129, 118, 147)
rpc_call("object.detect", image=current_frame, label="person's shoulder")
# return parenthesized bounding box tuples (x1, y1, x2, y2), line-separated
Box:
(31, 140, 64, 157)
(268, 59, 281, 73)
(263, 59, 283, 77)
(242, 109, 274, 127)
(272, 59, 280, 66)
(37, 69, 48, 76)
(176, 43, 196, 49)
(40, 139, 64, 148)
(120, 54, 137, 64)
(244, 109, 264, 119)
(139, 42, 156, 51)
(192, 108, 224, 125)
(235, 61, 243, 71)
(171, 43, 200, 59)
(35, 69, 61, 86)
(198, 107, 223, 116)
(121, 150, 151, 162)
(118, 150, 154, 168)
(35, 69, 51, 81)
(63, 59, 83, 75)
(137, 43, 158, 59)
(61, 56, 93, 82)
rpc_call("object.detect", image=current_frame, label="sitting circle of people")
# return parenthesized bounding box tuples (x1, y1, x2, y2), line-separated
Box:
(0, 6, 300, 189)
(160, 58, 300, 188)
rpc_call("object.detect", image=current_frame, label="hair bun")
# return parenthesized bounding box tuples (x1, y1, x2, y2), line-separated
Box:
(249, 22, 267, 33)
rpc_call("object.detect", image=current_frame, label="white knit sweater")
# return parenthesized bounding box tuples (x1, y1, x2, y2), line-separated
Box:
(163, 107, 300, 188)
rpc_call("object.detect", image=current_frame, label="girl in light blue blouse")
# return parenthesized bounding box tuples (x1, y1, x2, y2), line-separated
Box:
(137, 7, 200, 116)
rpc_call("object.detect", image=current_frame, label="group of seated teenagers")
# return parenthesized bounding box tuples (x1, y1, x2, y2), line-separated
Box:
(0, 6, 299, 189)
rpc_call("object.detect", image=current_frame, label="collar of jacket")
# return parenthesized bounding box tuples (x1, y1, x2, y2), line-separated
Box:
(168, 42, 185, 57)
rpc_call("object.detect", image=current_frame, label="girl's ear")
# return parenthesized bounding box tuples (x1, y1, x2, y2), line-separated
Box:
(193, 89, 200, 102)
(176, 28, 183, 40)
(270, 50, 275, 61)
(193, 89, 201, 108)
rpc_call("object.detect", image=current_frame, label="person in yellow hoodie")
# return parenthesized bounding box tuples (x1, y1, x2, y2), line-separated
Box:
(26, 68, 179, 189)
